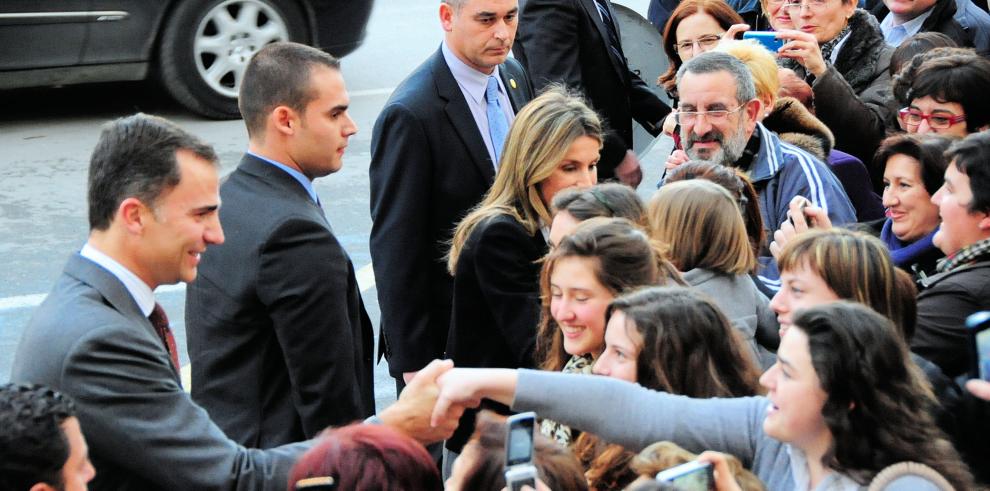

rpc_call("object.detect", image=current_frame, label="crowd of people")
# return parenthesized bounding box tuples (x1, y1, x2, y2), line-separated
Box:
(2, 0, 990, 489)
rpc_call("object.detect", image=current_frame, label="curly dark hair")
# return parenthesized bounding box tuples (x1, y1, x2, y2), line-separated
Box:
(791, 303, 974, 489)
(0, 383, 77, 490)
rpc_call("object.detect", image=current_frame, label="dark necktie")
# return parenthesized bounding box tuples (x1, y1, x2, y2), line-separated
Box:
(593, 0, 625, 61)
(149, 302, 180, 373)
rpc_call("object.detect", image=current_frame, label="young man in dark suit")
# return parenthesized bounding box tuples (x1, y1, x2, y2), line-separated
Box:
(369, 0, 534, 391)
(513, 0, 671, 185)
(185, 42, 374, 449)
(10, 109, 462, 490)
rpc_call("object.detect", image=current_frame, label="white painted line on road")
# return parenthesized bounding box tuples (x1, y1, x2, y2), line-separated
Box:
(0, 263, 377, 313)
(356, 262, 376, 292)
(348, 87, 395, 98)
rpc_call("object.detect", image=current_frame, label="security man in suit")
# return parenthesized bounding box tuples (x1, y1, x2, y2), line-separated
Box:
(10, 110, 462, 489)
(370, 0, 534, 390)
(514, 0, 671, 185)
(185, 42, 374, 449)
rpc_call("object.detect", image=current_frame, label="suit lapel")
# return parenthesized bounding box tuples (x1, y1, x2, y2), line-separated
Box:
(236, 154, 332, 230)
(431, 49, 497, 184)
(579, 0, 627, 82)
(64, 254, 182, 383)
(499, 61, 528, 113)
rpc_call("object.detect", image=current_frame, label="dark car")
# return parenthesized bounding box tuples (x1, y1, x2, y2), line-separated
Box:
(0, 0, 374, 118)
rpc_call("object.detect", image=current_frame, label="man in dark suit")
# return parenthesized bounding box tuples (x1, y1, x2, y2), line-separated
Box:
(185, 42, 374, 449)
(370, 0, 534, 389)
(513, 0, 671, 185)
(10, 111, 461, 490)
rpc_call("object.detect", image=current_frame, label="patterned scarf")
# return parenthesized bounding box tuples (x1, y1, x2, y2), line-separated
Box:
(539, 354, 594, 446)
(819, 23, 852, 64)
(937, 237, 990, 273)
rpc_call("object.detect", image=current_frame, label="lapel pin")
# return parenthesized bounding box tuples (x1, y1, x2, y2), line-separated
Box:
(510, 78, 517, 89)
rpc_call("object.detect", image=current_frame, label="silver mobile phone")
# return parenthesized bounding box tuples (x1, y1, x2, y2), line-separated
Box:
(504, 412, 538, 491)
(655, 461, 715, 490)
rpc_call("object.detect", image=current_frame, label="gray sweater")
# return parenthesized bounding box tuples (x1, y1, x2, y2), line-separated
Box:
(511, 370, 945, 491)
(683, 268, 779, 368)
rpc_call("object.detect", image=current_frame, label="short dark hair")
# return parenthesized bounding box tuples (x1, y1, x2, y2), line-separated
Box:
(872, 133, 953, 196)
(88, 113, 218, 231)
(944, 131, 990, 214)
(0, 384, 77, 490)
(239, 42, 341, 138)
(889, 32, 957, 77)
(906, 53, 990, 133)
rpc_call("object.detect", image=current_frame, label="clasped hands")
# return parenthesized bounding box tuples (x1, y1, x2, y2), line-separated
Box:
(380, 359, 496, 445)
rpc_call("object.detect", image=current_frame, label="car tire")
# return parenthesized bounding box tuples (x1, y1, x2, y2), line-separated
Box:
(158, 0, 307, 119)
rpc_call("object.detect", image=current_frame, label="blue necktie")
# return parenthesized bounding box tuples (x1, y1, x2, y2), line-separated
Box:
(485, 76, 509, 167)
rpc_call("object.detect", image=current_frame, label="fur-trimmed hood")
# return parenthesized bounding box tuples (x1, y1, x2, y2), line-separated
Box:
(762, 97, 835, 161)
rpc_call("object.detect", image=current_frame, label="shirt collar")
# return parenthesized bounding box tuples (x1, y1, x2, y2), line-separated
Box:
(883, 7, 934, 32)
(80, 242, 156, 316)
(441, 41, 504, 105)
(248, 151, 320, 204)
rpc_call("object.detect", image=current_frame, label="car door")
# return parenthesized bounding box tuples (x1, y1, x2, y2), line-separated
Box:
(0, 0, 92, 70)
(83, 0, 169, 64)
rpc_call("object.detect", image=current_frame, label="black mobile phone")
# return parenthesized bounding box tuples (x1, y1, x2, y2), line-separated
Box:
(657, 461, 715, 491)
(743, 31, 785, 52)
(968, 311, 990, 381)
(504, 412, 538, 491)
(655, 461, 715, 491)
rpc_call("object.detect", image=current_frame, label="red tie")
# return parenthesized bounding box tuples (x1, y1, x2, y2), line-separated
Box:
(149, 302, 180, 373)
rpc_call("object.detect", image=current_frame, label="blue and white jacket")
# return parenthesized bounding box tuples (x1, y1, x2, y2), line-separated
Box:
(752, 124, 857, 288)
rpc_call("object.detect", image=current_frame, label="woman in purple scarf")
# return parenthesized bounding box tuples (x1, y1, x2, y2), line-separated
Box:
(864, 134, 952, 284)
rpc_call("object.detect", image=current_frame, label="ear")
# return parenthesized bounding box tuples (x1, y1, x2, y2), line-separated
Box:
(118, 197, 151, 235)
(439, 2, 455, 32)
(271, 106, 297, 137)
(29, 482, 57, 491)
(744, 98, 763, 134)
(842, 0, 856, 19)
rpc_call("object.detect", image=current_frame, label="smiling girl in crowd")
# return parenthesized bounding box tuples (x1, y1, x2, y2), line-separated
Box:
(433, 302, 974, 490)
(536, 218, 680, 446)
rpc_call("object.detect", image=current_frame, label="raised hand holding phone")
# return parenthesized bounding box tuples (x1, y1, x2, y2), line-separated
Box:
(504, 412, 539, 491)
(770, 196, 833, 259)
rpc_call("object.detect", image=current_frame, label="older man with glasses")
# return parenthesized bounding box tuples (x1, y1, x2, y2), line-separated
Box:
(668, 51, 856, 287)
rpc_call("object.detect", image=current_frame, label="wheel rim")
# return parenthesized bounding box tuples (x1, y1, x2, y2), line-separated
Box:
(193, 0, 290, 98)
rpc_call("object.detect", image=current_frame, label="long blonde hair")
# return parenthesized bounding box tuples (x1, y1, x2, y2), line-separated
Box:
(447, 86, 602, 273)
(648, 180, 756, 275)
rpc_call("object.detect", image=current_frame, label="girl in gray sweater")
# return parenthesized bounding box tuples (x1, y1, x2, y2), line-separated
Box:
(432, 303, 973, 490)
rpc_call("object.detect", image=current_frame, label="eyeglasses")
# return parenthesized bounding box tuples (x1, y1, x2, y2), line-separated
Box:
(898, 108, 966, 129)
(674, 105, 746, 125)
(674, 34, 723, 54)
(782, 0, 830, 14)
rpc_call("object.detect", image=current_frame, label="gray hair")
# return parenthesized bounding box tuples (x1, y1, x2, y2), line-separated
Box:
(675, 51, 757, 105)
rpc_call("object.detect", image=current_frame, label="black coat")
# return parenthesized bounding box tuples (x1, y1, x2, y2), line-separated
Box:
(186, 154, 375, 448)
(866, 0, 973, 47)
(369, 48, 534, 377)
(912, 260, 990, 378)
(513, 0, 671, 178)
(445, 212, 548, 451)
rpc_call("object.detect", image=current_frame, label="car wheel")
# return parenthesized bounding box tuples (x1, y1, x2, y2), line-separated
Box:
(159, 0, 307, 119)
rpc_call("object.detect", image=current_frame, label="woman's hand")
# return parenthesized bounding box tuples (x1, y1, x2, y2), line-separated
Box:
(665, 149, 690, 173)
(722, 23, 750, 42)
(769, 196, 833, 259)
(696, 452, 744, 491)
(431, 368, 519, 427)
(775, 30, 827, 77)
